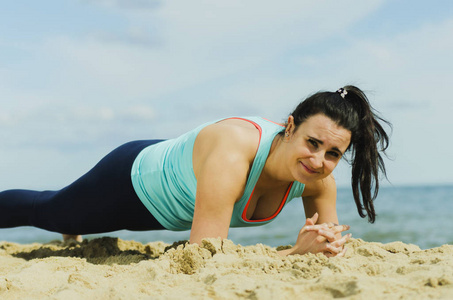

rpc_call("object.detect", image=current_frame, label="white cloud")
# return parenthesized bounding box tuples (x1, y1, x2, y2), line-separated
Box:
(90, 26, 161, 47)
(85, 0, 161, 11)
(122, 105, 155, 121)
(30, 0, 384, 105)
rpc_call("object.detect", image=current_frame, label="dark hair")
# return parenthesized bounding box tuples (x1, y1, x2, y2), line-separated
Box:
(286, 85, 391, 223)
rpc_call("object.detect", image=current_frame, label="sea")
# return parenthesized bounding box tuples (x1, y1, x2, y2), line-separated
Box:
(1, 185, 452, 250)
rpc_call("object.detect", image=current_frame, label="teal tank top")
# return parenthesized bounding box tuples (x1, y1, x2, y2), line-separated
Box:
(130, 117, 305, 231)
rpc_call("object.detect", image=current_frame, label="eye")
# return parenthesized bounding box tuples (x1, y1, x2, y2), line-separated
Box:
(308, 139, 318, 148)
(327, 151, 340, 158)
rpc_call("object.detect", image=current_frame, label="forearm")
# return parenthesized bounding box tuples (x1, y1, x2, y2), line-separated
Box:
(189, 218, 229, 244)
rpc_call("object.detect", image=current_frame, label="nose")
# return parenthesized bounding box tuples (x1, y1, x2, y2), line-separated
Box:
(309, 151, 324, 169)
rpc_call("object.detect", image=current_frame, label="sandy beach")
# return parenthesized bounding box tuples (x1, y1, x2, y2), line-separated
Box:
(1, 237, 452, 299)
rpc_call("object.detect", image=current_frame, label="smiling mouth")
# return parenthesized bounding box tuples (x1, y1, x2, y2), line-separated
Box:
(300, 162, 319, 174)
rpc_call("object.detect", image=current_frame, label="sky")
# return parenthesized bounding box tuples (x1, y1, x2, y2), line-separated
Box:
(1, 0, 453, 190)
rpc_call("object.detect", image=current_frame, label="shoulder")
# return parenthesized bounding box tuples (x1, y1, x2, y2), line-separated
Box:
(201, 118, 261, 138)
(193, 118, 261, 174)
(197, 118, 260, 157)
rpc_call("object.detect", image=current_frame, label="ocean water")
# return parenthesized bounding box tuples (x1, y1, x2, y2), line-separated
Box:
(1, 185, 452, 249)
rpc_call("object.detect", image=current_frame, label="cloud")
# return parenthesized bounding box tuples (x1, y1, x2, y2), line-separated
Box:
(30, 0, 384, 107)
(157, 0, 384, 60)
(0, 102, 157, 152)
(85, 0, 161, 11)
(0, 103, 156, 125)
(90, 27, 161, 48)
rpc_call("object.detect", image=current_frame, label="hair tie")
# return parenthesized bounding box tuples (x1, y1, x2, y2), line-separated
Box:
(337, 88, 348, 99)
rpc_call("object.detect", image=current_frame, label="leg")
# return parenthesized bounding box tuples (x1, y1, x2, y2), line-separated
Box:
(0, 140, 165, 235)
(62, 234, 83, 242)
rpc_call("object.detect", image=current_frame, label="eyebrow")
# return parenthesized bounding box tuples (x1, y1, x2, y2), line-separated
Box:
(308, 136, 344, 156)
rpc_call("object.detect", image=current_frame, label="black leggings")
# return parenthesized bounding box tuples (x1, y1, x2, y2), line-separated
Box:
(0, 140, 165, 235)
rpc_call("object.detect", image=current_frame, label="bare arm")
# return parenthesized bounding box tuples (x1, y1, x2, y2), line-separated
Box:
(278, 175, 351, 257)
(190, 151, 250, 244)
(302, 174, 339, 225)
(189, 122, 257, 244)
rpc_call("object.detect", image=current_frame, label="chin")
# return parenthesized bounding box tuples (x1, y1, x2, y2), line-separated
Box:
(294, 174, 319, 184)
(296, 172, 328, 184)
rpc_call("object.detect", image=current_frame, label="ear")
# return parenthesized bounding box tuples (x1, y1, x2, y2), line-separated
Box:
(285, 115, 296, 138)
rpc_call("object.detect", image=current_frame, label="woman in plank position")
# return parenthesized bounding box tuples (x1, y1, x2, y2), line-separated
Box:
(0, 85, 390, 257)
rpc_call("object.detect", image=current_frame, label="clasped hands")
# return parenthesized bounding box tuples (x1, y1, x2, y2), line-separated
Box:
(288, 212, 352, 257)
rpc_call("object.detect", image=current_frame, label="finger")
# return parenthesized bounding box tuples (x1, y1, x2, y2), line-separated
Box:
(323, 222, 336, 229)
(342, 247, 348, 256)
(318, 223, 331, 229)
(330, 233, 352, 248)
(317, 229, 336, 243)
(304, 224, 336, 232)
(306, 224, 350, 235)
(330, 234, 351, 248)
(332, 224, 351, 234)
(323, 251, 335, 258)
(325, 243, 342, 255)
(303, 213, 316, 228)
(309, 212, 319, 225)
(316, 234, 328, 244)
(336, 247, 348, 258)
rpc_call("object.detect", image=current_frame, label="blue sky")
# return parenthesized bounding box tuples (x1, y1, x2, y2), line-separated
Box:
(1, 0, 453, 190)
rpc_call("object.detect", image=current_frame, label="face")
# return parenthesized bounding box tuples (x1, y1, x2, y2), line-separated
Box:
(283, 114, 351, 184)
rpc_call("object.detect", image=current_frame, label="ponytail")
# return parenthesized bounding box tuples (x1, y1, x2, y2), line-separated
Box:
(344, 86, 390, 223)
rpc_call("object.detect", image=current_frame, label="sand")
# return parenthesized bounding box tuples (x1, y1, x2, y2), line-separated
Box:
(1, 237, 452, 299)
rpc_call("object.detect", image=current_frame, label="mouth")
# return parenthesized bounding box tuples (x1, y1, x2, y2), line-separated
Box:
(300, 162, 319, 174)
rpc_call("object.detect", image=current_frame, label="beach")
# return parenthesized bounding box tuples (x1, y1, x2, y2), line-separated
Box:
(1, 237, 452, 299)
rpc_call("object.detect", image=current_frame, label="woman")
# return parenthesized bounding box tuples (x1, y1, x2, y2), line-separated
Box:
(0, 85, 390, 257)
